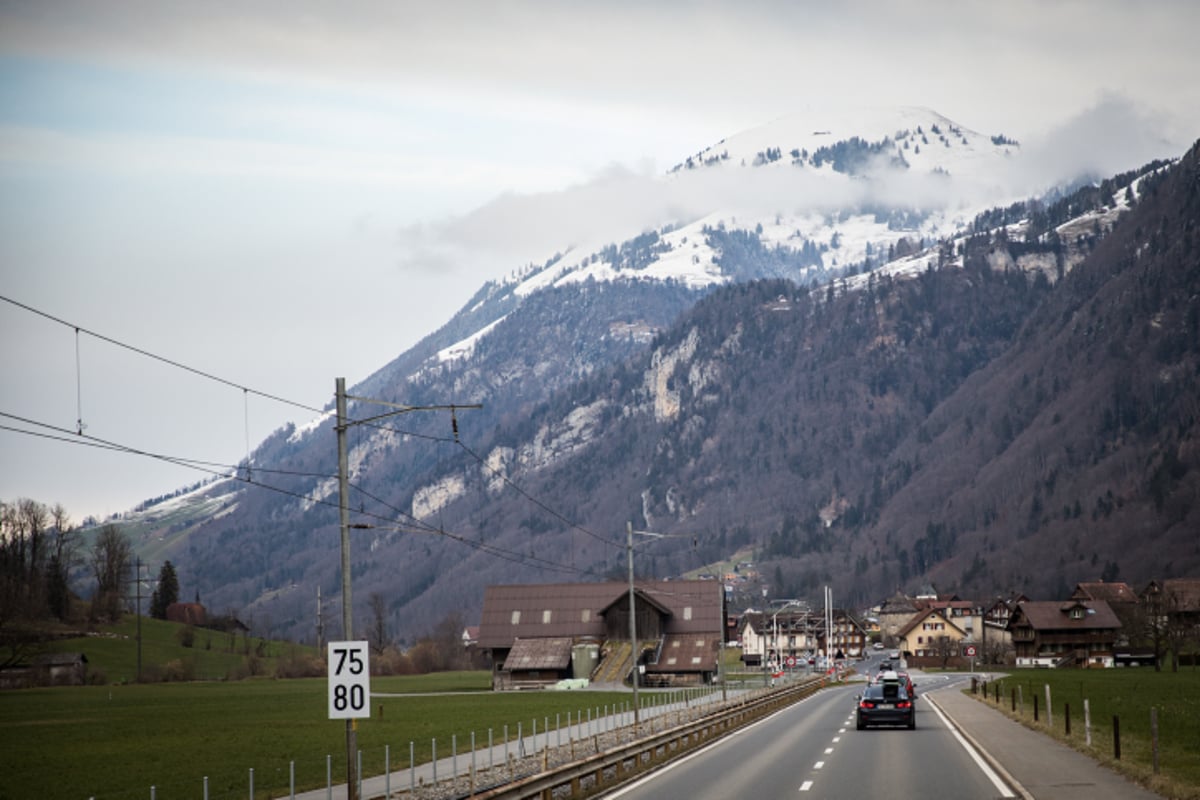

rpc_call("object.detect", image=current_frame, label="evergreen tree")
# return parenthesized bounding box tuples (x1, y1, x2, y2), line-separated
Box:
(150, 560, 180, 619)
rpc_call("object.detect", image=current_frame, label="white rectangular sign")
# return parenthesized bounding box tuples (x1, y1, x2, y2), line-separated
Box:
(327, 641, 371, 719)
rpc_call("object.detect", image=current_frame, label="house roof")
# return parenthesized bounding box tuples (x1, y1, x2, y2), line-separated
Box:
(33, 653, 87, 667)
(477, 580, 724, 649)
(1009, 600, 1121, 632)
(896, 607, 968, 639)
(646, 633, 719, 673)
(1153, 578, 1200, 611)
(878, 593, 918, 614)
(1071, 581, 1138, 605)
(503, 637, 573, 671)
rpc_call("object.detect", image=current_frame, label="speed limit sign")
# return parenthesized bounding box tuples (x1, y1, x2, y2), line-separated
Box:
(328, 641, 371, 719)
(963, 644, 978, 658)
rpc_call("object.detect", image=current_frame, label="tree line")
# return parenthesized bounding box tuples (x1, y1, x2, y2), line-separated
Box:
(1, 498, 181, 667)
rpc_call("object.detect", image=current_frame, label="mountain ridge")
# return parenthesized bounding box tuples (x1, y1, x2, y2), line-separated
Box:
(111, 111, 1196, 646)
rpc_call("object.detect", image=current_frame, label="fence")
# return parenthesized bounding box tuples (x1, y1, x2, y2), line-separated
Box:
(96, 677, 838, 800)
(968, 673, 1200, 796)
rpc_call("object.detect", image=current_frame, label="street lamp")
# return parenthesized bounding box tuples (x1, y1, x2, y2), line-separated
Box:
(765, 600, 802, 685)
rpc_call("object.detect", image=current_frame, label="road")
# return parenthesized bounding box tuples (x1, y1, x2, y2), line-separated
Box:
(605, 659, 1014, 799)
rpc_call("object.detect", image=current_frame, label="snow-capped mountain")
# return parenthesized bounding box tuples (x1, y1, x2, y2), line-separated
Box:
(115, 109, 1195, 647)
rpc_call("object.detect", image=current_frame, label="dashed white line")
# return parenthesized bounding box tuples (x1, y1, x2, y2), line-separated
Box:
(814, 761, 825, 769)
(824, 747, 834, 754)
(799, 780, 814, 791)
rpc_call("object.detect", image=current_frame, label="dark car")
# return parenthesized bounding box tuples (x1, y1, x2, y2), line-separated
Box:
(856, 682, 915, 730)
(876, 668, 916, 699)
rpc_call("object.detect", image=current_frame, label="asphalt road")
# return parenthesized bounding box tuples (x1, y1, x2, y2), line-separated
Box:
(605, 663, 1014, 800)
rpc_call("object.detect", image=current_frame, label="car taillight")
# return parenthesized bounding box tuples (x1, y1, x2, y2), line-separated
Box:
(896, 701, 911, 709)
(860, 701, 875, 709)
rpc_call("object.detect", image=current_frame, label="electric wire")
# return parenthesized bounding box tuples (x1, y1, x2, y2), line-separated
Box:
(454, 439, 623, 550)
(1, 294, 325, 416)
(3, 295, 643, 577)
(2, 412, 601, 578)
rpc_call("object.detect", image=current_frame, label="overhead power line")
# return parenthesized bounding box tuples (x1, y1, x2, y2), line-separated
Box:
(1, 294, 324, 416)
(3, 295, 633, 578)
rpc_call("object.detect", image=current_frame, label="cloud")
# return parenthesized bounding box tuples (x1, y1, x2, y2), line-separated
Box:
(1017, 94, 1186, 190)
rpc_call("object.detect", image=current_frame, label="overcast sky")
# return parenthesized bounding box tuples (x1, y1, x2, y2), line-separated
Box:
(2, 0, 1198, 523)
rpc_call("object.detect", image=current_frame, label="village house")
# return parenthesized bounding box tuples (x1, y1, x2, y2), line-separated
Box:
(476, 580, 725, 690)
(896, 607, 970, 668)
(1071, 581, 1140, 646)
(1141, 578, 1200, 666)
(1007, 599, 1122, 668)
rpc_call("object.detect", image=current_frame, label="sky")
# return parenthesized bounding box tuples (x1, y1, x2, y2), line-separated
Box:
(2, 0, 1198, 524)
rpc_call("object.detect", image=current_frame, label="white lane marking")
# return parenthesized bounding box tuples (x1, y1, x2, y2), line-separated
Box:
(926, 695, 1016, 798)
(604, 685, 835, 798)
(824, 747, 834, 754)
(799, 780, 814, 791)
(814, 761, 824, 769)
(832, 736, 841, 742)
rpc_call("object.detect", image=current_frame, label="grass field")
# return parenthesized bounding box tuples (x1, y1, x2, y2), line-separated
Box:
(978, 668, 1200, 800)
(0, 671, 656, 800)
(41, 614, 307, 684)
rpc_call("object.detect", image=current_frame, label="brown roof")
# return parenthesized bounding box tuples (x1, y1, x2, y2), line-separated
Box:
(1072, 581, 1138, 605)
(477, 580, 724, 649)
(896, 607, 968, 639)
(1010, 600, 1121, 632)
(646, 633, 719, 673)
(503, 637, 573, 671)
(1158, 579, 1200, 611)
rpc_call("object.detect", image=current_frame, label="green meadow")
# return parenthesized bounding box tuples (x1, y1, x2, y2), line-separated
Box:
(979, 668, 1200, 800)
(0, 671, 649, 800)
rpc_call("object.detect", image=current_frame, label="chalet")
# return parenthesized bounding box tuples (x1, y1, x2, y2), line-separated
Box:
(1007, 600, 1122, 668)
(826, 610, 869, 660)
(1141, 578, 1200, 664)
(739, 607, 865, 669)
(477, 580, 725, 690)
(896, 607, 970, 668)
(914, 596, 982, 641)
(1072, 581, 1140, 645)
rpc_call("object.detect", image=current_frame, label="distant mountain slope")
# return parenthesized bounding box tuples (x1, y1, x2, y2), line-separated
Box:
(115, 111, 1194, 646)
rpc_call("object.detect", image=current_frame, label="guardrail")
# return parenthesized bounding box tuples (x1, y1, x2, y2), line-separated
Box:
(468, 673, 833, 800)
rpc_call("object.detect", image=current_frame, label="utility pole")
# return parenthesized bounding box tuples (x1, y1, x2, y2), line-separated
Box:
(336, 378, 357, 800)
(627, 521, 639, 731)
(333, 378, 481, 800)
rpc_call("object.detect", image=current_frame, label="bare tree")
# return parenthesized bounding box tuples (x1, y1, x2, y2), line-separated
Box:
(368, 592, 389, 655)
(932, 635, 957, 669)
(90, 524, 131, 622)
(47, 504, 78, 620)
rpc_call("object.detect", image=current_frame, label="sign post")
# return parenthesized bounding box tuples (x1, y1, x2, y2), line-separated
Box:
(963, 643, 978, 674)
(329, 641, 371, 720)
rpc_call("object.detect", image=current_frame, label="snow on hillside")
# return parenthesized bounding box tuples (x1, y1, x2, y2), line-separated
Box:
(414, 108, 1047, 381)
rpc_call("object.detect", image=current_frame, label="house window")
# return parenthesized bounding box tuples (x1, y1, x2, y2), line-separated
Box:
(581, 609, 590, 623)
(1071, 608, 1084, 620)
(511, 610, 521, 625)
(683, 606, 693, 620)
(542, 610, 552, 624)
